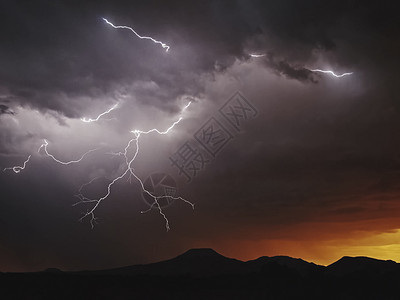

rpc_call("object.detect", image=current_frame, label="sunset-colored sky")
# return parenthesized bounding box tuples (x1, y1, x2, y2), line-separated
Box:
(216, 222, 400, 266)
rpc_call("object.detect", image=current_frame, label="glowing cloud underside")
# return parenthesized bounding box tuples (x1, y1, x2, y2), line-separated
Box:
(102, 18, 170, 52)
(75, 102, 194, 230)
(4, 102, 193, 231)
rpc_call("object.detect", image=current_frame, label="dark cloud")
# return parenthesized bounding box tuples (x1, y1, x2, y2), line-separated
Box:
(259, 53, 317, 82)
(4, 0, 391, 116)
(0, 104, 14, 115)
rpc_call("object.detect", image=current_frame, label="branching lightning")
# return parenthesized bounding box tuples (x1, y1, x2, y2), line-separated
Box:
(81, 103, 118, 123)
(74, 102, 194, 230)
(102, 18, 170, 52)
(3, 155, 32, 173)
(309, 69, 353, 78)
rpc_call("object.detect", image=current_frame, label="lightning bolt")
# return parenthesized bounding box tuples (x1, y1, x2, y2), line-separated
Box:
(309, 69, 353, 78)
(102, 18, 170, 52)
(81, 103, 118, 123)
(74, 102, 194, 230)
(249, 53, 266, 58)
(182, 101, 192, 111)
(3, 155, 32, 173)
(38, 139, 99, 165)
(248, 53, 352, 78)
(4, 103, 192, 231)
(3, 140, 99, 174)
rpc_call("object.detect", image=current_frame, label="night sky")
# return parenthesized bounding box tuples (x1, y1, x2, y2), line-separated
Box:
(1, 0, 399, 272)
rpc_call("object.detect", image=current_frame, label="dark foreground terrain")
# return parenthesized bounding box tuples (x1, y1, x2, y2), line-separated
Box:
(1, 249, 399, 299)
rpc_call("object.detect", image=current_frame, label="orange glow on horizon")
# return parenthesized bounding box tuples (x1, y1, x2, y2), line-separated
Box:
(211, 223, 400, 266)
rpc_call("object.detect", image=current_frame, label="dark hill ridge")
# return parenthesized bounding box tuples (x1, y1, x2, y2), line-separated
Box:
(88, 248, 244, 276)
(85, 248, 313, 276)
(176, 247, 224, 258)
(2, 249, 400, 299)
(326, 255, 399, 276)
(246, 255, 324, 276)
(3, 248, 400, 276)
(76, 248, 400, 278)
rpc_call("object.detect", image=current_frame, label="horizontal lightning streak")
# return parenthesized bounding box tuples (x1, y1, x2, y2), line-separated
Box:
(130, 117, 183, 136)
(102, 18, 170, 52)
(310, 69, 353, 78)
(248, 53, 352, 78)
(249, 53, 266, 58)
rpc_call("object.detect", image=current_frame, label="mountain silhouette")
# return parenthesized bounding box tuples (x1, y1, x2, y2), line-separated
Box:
(326, 256, 399, 276)
(89, 248, 324, 277)
(246, 255, 323, 276)
(2, 248, 400, 299)
(95, 248, 244, 276)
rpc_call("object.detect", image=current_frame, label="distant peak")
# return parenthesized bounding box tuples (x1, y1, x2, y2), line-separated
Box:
(179, 248, 223, 258)
(337, 256, 396, 263)
(328, 256, 398, 271)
